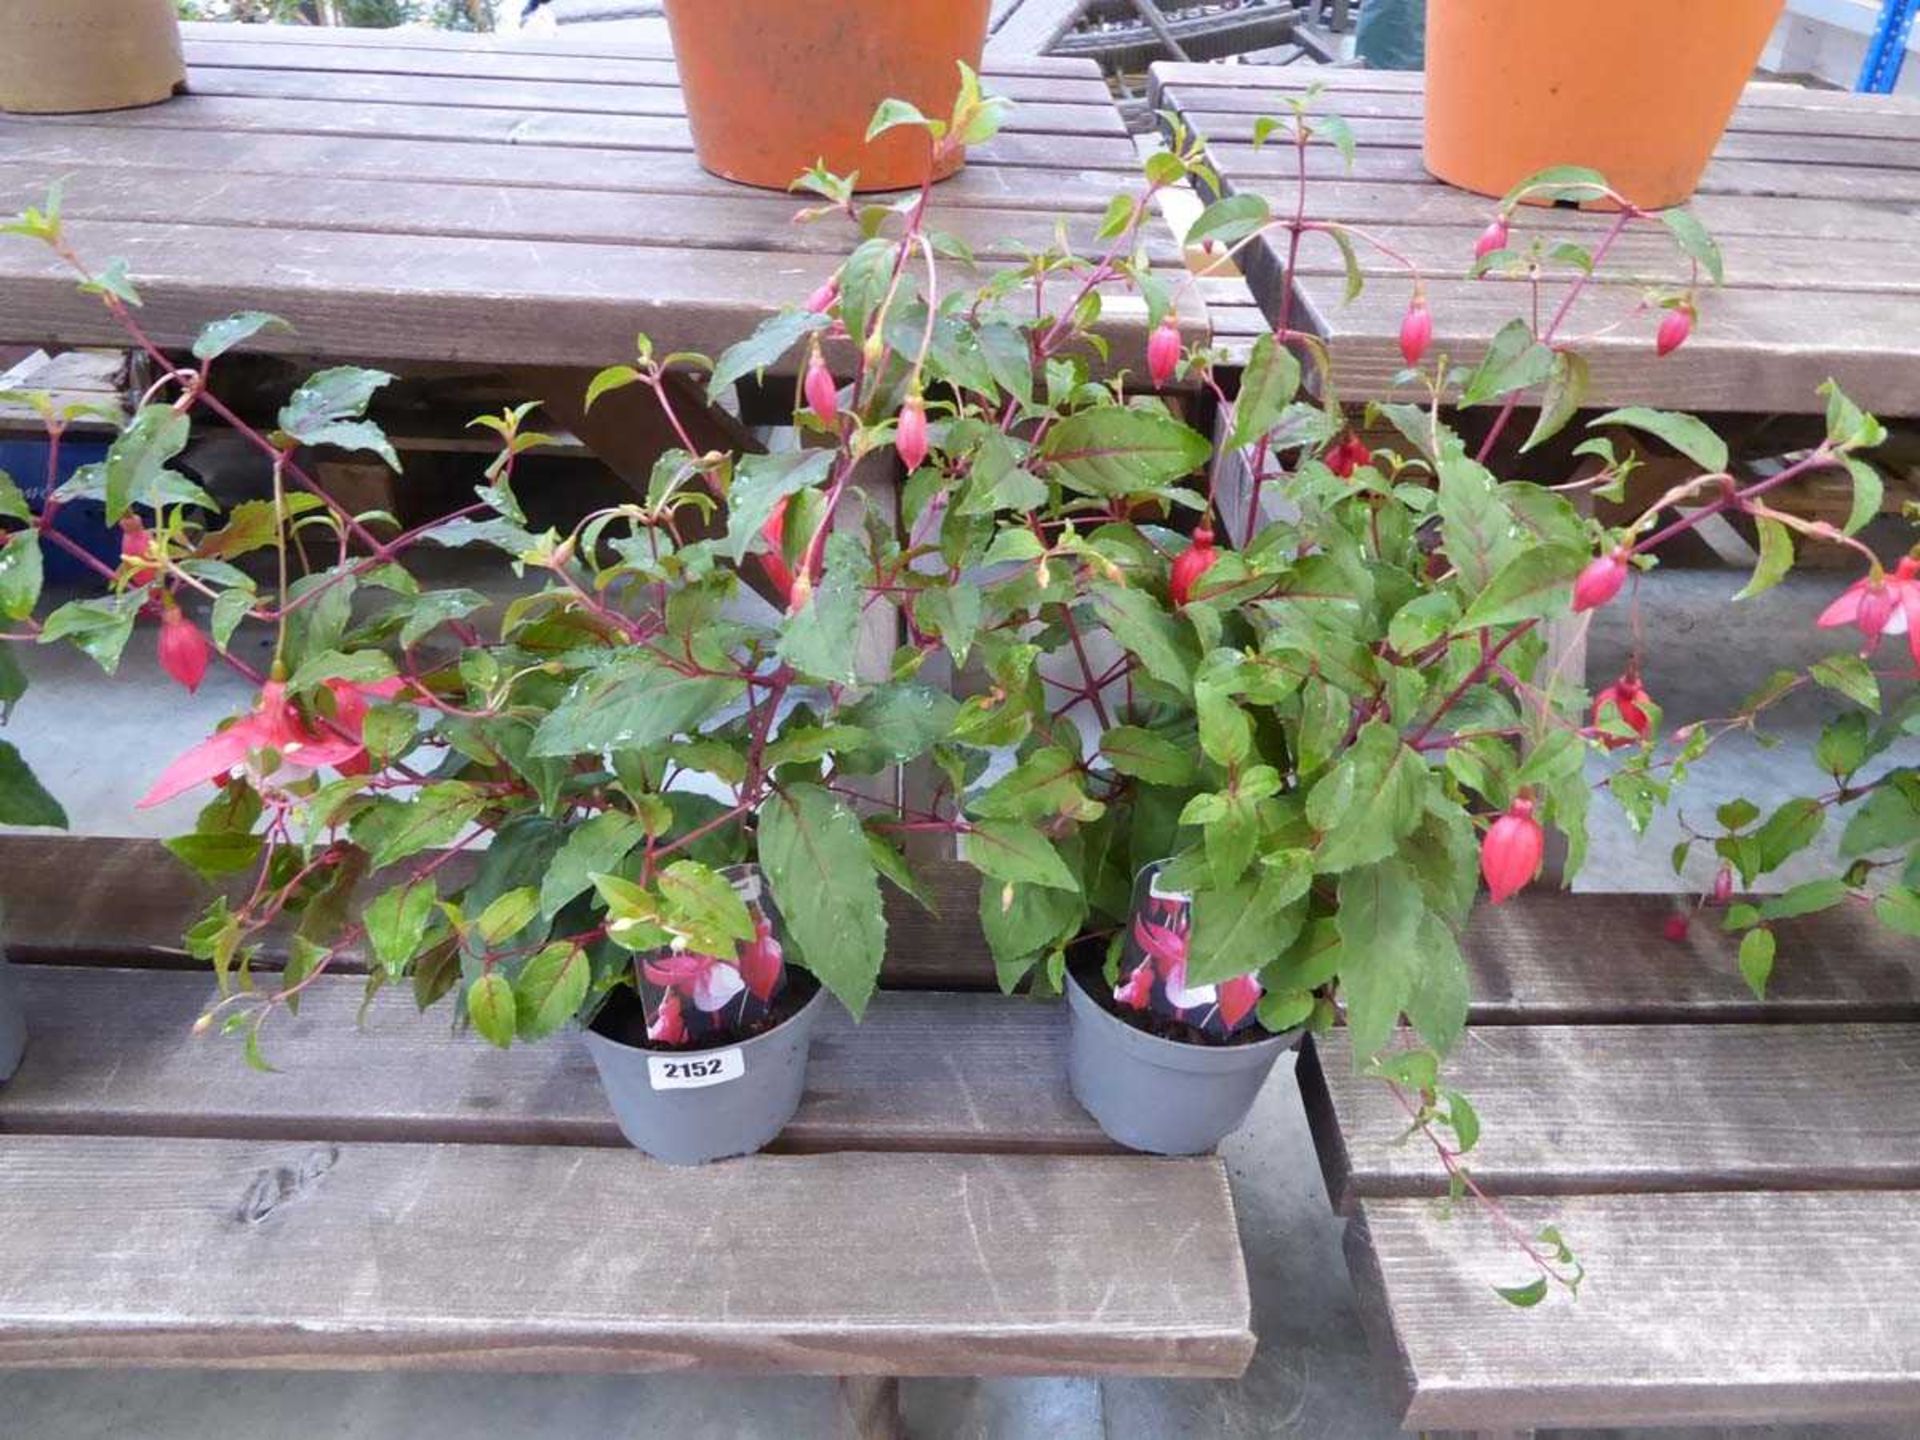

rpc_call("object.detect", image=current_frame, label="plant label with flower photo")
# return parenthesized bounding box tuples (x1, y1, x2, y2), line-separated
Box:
(1116, 863, 1264, 1039)
(647, 1048, 746, 1092)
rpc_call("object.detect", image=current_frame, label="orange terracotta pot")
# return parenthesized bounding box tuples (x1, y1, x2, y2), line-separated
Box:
(1424, 0, 1786, 210)
(663, 0, 992, 192)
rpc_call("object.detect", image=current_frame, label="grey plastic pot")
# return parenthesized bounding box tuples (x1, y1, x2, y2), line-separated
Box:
(1065, 967, 1300, 1155)
(0, 950, 24, 1085)
(582, 982, 827, 1165)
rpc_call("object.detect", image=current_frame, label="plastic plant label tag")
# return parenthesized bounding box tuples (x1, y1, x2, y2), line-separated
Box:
(647, 1048, 745, 1091)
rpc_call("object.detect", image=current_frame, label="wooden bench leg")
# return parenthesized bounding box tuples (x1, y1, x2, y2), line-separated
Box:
(837, 1376, 907, 1440)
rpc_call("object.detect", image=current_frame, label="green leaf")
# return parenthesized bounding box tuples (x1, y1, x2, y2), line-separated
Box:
(541, 812, 647, 919)
(1757, 878, 1847, 923)
(1436, 453, 1512, 594)
(844, 684, 960, 763)
(1257, 988, 1316, 1033)
(513, 943, 590, 1040)
(1100, 725, 1196, 785)
(466, 972, 518, 1049)
(867, 96, 934, 140)
(658, 860, 756, 954)
(1335, 859, 1424, 1061)
(0, 471, 29, 524)
(278, 366, 399, 470)
(1039, 408, 1211, 496)
(397, 589, 488, 650)
(1188, 853, 1311, 985)
(916, 584, 983, 666)
(1496, 1277, 1550, 1308)
(0, 530, 42, 621)
(1589, 407, 1728, 474)
(1841, 771, 1920, 858)
(1659, 209, 1724, 285)
(1186, 192, 1272, 247)
(1405, 912, 1470, 1056)
(1874, 886, 1920, 939)
(1733, 516, 1793, 601)
(530, 660, 744, 758)
(707, 310, 832, 400)
(1810, 652, 1880, 712)
(970, 746, 1084, 822)
(38, 594, 139, 673)
(1090, 583, 1195, 694)
(724, 449, 834, 562)
(1738, 926, 1776, 1000)
(193, 311, 290, 363)
(978, 880, 1085, 971)
(350, 782, 484, 869)
(364, 880, 438, 978)
(163, 832, 263, 879)
(0, 740, 66, 828)
(777, 533, 865, 685)
(1227, 333, 1301, 450)
(1326, 226, 1365, 302)
(758, 783, 888, 1019)
(1503, 163, 1610, 206)
(1305, 721, 1429, 873)
(1753, 797, 1824, 873)
(101, 404, 192, 523)
(966, 820, 1080, 893)
(1442, 1088, 1481, 1153)
(1841, 458, 1884, 537)
(475, 886, 542, 946)
(1520, 350, 1589, 452)
(1460, 318, 1554, 408)
(1454, 544, 1588, 631)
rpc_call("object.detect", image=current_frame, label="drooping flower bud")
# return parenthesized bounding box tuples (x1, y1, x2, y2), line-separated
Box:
(1169, 522, 1218, 608)
(805, 277, 839, 315)
(803, 350, 838, 426)
(157, 602, 211, 694)
(1572, 549, 1630, 613)
(1656, 305, 1693, 357)
(1474, 216, 1510, 261)
(1147, 318, 1181, 388)
(1399, 295, 1433, 366)
(1591, 672, 1652, 749)
(1663, 914, 1691, 943)
(1481, 795, 1545, 905)
(758, 498, 796, 606)
(120, 518, 159, 587)
(1711, 864, 1735, 908)
(896, 396, 929, 474)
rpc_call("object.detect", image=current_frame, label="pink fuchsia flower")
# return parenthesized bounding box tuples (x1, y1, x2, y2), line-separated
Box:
(1399, 296, 1433, 366)
(1663, 914, 1690, 943)
(1324, 434, 1372, 479)
(1474, 216, 1510, 261)
(648, 991, 688, 1045)
(324, 676, 426, 778)
(157, 604, 211, 694)
(803, 350, 838, 426)
(895, 396, 929, 473)
(737, 914, 785, 1002)
(643, 950, 747, 1013)
(1168, 523, 1218, 608)
(1481, 794, 1545, 905)
(1656, 304, 1693, 358)
(1147, 319, 1181, 388)
(1217, 973, 1263, 1030)
(120, 519, 161, 587)
(137, 680, 364, 810)
(1591, 672, 1652, 749)
(1572, 549, 1630, 613)
(1114, 960, 1154, 1011)
(1817, 556, 1920, 664)
(805, 278, 839, 315)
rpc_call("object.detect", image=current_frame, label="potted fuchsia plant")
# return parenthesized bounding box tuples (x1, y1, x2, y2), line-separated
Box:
(2, 83, 1916, 1282)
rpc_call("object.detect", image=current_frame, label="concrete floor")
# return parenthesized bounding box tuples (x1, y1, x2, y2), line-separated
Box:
(1, 563, 1913, 1437)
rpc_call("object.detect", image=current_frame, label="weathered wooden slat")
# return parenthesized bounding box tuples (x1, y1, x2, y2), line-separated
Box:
(177, 35, 1114, 104)
(26, 96, 1141, 174)
(184, 64, 1127, 140)
(1303, 1024, 1920, 1210)
(0, 162, 1179, 267)
(1347, 1190, 1920, 1429)
(0, 218, 1186, 378)
(0, 123, 1139, 218)
(0, 966, 1102, 1154)
(0, 1133, 1253, 1376)
(5, 840, 1914, 1013)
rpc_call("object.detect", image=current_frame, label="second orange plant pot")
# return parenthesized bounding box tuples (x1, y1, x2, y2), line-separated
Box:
(1423, 0, 1786, 210)
(663, 0, 993, 193)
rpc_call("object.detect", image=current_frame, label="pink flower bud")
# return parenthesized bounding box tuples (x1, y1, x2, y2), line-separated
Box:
(1480, 795, 1545, 905)
(120, 519, 159, 587)
(1169, 522, 1218, 608)
(805, 278, 839, 315)
(1711, 864, 1735, 907)
(1147, 319, 1181, 388)
(1572, 550, 1630, 613)
(157, 603, 211, 694)
(1474, 216, 1510, 261)
(896, 396, 929, 473)
(1663, 914, 1690, 944)
(1399, 297, 1433, 366)
(803, 351, 838, 426)
(1656, 305, 1693, 358)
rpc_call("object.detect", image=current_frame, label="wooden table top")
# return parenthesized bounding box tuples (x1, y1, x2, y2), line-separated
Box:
(1152, 64, 1920, 417)
(1299, 895, 1920, 1431)
(0, 23, 1194, 376)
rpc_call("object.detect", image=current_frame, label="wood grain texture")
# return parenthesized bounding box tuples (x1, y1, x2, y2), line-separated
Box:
(1348, 1190, 1920, 1429)
(1304, 1025, 1920, 1209)
(0, 967, 1104, 1154)
(0, 1134, 1254, 1376)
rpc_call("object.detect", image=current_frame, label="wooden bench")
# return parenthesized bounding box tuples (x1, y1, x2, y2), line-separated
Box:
(0, 836, 1255, 1435)
(1301, 894, 1920, 1434)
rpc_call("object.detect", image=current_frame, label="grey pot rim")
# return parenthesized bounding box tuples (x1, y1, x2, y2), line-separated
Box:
(583, 969, 828, 1059)
(1064, 962, 1302, 1075)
